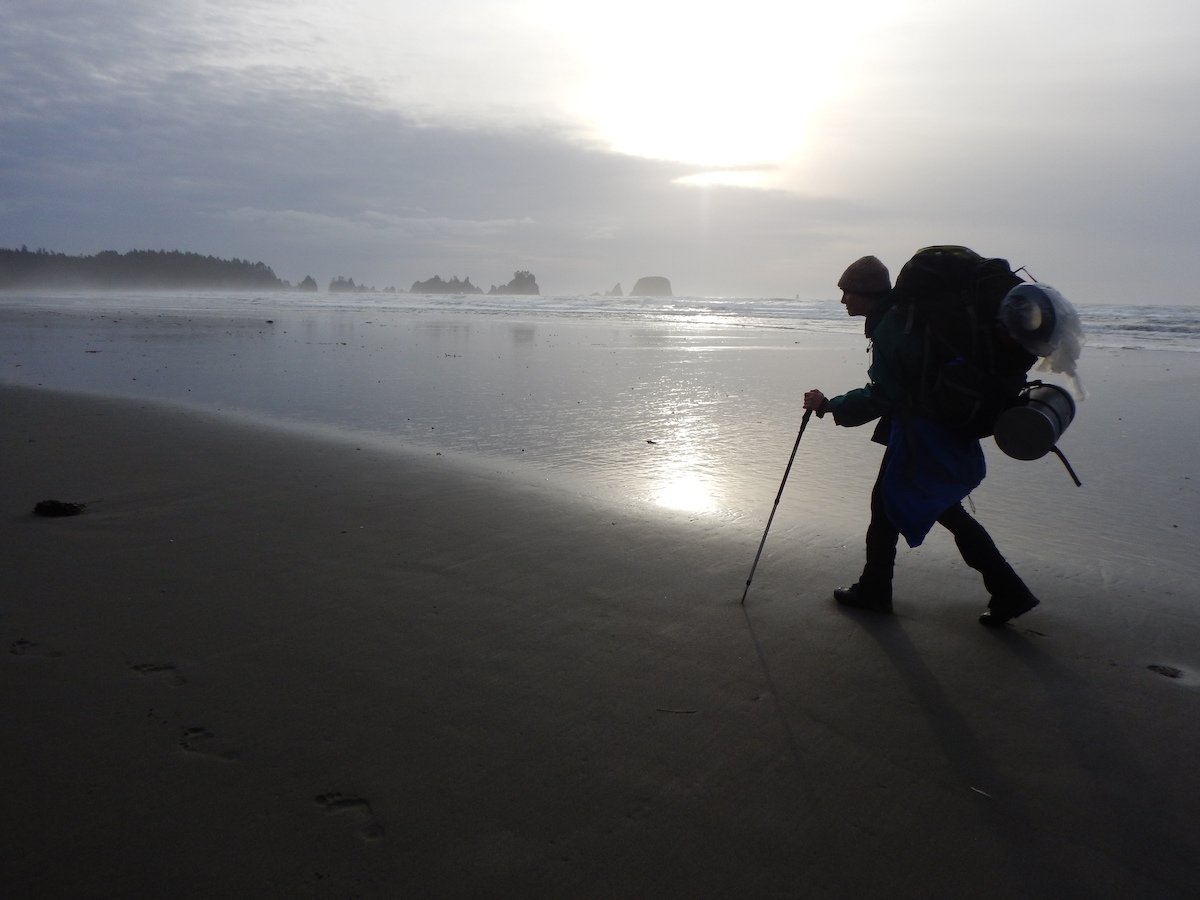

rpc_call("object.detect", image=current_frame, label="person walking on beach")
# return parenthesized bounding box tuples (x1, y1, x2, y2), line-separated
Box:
(802, 255, 1039, 626)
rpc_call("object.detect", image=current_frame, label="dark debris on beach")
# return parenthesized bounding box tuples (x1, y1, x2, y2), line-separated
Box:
(33, 500, 87, 517)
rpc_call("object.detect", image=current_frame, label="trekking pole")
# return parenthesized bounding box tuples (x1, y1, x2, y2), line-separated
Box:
(740, 408, 814, 605)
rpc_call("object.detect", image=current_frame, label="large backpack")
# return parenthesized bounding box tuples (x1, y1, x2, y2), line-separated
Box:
(891, 245, 1037, 438)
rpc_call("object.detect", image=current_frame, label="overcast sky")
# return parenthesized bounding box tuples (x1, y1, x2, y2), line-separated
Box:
(2, 0, 1197, 301)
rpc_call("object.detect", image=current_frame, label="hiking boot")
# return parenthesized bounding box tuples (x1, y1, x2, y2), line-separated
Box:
(834, 584, 893, 614)
(978, 593, 1040, 627)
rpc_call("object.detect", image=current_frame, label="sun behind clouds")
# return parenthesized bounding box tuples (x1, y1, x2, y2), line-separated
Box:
(532, 0, 904, 182)
(167, 0, 902, 189)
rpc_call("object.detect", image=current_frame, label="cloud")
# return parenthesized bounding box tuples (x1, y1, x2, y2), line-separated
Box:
(584, 225, 621, 242)
(223, 208, 536, 242)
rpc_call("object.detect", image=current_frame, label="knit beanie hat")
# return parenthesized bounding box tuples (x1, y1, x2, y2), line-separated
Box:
(837, 256, 891, 294)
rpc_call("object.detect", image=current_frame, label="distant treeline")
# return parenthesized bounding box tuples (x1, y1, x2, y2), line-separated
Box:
(0, 246, 287, 290)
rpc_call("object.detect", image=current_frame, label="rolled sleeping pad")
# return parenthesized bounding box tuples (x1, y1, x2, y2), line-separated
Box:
(993, 383, 1076, 460)
(999, 283, 1061, 357)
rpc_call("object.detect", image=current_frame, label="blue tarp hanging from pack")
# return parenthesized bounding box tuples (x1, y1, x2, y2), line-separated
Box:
(882, 417, 986, 547)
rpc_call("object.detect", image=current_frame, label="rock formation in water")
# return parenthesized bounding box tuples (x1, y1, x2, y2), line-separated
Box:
(330, 276, 376, 293)
(410, 275, 483, 294)
(630, 276, 672, 297)
(488, 270, 540, 295)
(298, 275, 318, 292)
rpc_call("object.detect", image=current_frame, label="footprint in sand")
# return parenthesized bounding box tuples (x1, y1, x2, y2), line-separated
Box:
(131, 662, 187, 686)
(179, 726, 241, 761)
(9, 638, 64, 657)
(1148, 664, 1185, 680)
(314, 792, 386, 842)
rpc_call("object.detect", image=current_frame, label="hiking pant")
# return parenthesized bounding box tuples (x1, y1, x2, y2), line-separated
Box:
(860, 452, 1033, 601)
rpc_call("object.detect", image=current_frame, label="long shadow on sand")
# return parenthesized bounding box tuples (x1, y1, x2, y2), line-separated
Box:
(989, 626, 1196, 894)
(844, 612, 1075, 892)
(843, 611, 1194, 897)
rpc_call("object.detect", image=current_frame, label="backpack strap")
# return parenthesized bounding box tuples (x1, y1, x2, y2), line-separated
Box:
(1050, 446, 1083, 487)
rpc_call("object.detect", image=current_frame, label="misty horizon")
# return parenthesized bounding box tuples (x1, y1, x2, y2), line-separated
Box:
(0, 245, 695, 298)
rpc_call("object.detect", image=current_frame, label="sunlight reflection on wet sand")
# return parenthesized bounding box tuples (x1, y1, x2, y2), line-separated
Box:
(4, 300, 1197, 599)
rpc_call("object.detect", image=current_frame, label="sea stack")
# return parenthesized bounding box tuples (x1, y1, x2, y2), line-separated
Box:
(631, 276, 672, 297)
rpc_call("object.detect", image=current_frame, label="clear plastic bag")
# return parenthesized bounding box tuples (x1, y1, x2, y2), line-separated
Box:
(999, 283, 1086, 399)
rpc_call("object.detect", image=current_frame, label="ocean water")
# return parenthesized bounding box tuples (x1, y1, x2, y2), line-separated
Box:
(3, 289, 1199, 598)
(5, 288, 1199, 351)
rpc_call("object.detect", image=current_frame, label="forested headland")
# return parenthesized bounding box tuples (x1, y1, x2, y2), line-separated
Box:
(0, 247, 287, 290)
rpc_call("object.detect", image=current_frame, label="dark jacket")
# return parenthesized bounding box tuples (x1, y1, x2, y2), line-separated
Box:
(825, 302, 922, 440)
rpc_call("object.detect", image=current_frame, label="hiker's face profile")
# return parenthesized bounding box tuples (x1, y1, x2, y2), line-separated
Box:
(841, 292, 875, 317)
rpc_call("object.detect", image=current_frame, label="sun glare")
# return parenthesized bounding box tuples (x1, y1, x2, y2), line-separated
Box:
(654, 472, 717, 514)
(644, 410, 722, 514)
(531, 0, 901, 174)
(673, 170, 773, 189)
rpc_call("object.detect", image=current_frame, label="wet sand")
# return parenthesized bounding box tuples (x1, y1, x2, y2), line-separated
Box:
(3, 381, 1199, 897)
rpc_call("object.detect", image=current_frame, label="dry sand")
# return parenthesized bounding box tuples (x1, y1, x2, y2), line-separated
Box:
(3, 382, 1198, 898)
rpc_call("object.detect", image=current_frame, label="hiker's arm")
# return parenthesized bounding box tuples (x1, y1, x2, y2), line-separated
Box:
(803, 386, 887, 426)
(827, 384, 888, 426)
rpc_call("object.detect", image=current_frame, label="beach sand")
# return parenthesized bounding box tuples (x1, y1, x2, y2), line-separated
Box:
(3, 382, 1199, 898)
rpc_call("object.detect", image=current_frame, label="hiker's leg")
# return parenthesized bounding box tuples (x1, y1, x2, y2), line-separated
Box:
(937, 504, 1033, 600)
(835, 456, 897, 611)
(860, 457, 899, 595)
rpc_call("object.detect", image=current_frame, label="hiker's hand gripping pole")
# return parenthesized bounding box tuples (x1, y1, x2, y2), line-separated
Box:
(740, 408, 813, 605)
